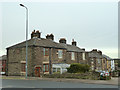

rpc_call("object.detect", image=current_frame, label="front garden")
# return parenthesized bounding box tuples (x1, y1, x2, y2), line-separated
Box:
(43, 63, 111, 80)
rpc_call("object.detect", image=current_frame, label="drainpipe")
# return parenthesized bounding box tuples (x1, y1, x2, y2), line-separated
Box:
(60, 68, 62, 74)
(49, 48, 52, 74)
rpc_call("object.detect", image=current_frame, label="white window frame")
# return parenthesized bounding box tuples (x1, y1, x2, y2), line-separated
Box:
(71, 52, 75, 60)
(91, 61, 94, 64)
(91, 65, 94, 70)
(82, 53, 85, 60)
(58, 50, 63, 59)
(98, 59, 100, 64)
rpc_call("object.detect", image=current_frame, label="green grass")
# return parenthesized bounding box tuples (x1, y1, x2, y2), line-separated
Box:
(1, 76, 26, 80)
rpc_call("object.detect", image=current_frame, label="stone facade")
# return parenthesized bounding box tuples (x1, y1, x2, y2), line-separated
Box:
(6, 45, 85, 76)
(6, 30, 112, 77)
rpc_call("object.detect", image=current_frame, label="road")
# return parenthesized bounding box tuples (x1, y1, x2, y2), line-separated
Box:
(1, 79, 118, 88)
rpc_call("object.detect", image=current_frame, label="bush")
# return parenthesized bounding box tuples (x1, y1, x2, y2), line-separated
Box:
(67, 63, 90, 73)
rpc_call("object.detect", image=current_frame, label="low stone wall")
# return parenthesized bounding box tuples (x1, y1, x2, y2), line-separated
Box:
(43, 72, 100, 80)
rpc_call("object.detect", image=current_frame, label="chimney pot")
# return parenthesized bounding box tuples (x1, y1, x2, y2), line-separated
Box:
(31, 30, 41, 39)
(46, 34, 54, 40)
(98, 50, 102, 55)
(59, 38, 66, 44)
(72, 39, 77, 46)
(92, 49, 97, 52)
(81, 48, 85, 51)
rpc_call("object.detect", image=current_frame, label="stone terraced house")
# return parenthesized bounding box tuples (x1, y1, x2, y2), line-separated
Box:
(6, 30, 112, 77)
(6, 30, 87, 77)
(86, 49, 103, 71)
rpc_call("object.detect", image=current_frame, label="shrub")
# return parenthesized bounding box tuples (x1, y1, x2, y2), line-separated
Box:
(67, 63, 90, 73)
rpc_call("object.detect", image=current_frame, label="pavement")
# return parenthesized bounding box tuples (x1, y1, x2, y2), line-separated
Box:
(1, 76, 119, 86)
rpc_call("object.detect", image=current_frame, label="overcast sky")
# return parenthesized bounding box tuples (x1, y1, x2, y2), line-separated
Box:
(0, 0, 118, 58)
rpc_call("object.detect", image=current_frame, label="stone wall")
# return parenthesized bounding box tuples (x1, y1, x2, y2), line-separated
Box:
(7, 45, 102, 76)
(7, 47, 33, 76)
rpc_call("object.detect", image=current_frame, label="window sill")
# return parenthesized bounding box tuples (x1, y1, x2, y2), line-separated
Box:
(44, 72, 49, 74)
(21, 72, 26, 73)
(58, 57, 63, 59)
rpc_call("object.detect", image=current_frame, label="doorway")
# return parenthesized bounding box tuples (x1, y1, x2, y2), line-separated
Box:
(34, 67, 40, 77)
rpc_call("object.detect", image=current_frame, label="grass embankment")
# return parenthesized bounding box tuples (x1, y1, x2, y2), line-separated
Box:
(1, 76, 26, 80)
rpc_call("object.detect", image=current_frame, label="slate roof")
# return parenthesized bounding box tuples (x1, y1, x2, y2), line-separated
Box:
(59, 43, 85, 52)
(0, 55, 7, 60)
(7, 38, 66, 49)
(102, 54, 112, 60)
(7, 38, 84, 52)
(88, 52, 102, 58)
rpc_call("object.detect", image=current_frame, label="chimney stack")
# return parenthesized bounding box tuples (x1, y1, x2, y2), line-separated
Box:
(98, 50, 102, 55)
(92, 49, 97, 52)
(72, 39, 77, 46)
(81, 48, 85, 51)
(31, 30, 41, 39)
(46, 34, 54, 40)
(59, 38, 66, 44)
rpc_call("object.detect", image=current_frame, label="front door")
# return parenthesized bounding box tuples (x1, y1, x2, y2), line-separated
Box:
(35, 67, 40, 77)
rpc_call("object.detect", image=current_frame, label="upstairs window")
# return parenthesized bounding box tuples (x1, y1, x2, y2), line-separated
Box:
(82, 53, 85, 60)
(98, 59, 101, 63)
(91, 58, 94, 61)
(43, 48, 49, 56)
(58, 50, 63, 58)
(103, 60, 105, 63)
(71, 52, 75, 60)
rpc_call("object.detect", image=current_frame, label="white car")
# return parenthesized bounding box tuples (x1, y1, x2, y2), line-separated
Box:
(0, 72, 5, 75)
(100, 71, 109, 76)
(105, 71, 109, 76)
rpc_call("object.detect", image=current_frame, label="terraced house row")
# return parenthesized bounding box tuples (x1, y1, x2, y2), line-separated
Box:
(6, 30, 112, 77)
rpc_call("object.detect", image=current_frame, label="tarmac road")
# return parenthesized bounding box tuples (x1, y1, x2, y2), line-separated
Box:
(1, 79, 118, 88)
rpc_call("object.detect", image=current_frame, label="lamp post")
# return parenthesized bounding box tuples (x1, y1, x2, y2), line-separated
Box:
(20, 4, 28, 78)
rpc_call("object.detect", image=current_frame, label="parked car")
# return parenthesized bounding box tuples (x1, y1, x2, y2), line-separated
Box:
(99, 71, 109, 76)
(0, 72, 5, 75)
(100, 71, 111, 80)
(105, 71, 109, 76)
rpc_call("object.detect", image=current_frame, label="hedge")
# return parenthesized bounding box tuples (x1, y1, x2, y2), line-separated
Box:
(43, 72, 100, 80)
(67, 63, 90, 73)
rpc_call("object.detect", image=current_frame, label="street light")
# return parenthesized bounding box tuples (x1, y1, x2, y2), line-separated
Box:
(20, 4, 28, 78)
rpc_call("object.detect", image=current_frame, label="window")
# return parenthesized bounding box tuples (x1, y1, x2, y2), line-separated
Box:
(91, 65, 94, 70)
(43, 64, 49, 72)
(82, 53, 85, 60)
(58, 50, 63, 58)
(46, 65, 48, 71)
(53, 68, 56, 73)
(71, 52, 75, 60)
(43, 65, 45, 72)
(103, 60, 105, 63)
(21, 63, 26, 72)
(57, 68, 60, 72)
(91, 61, 94, 64)
(43, 48, 49, 56)
(98, 59, 100, 63)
